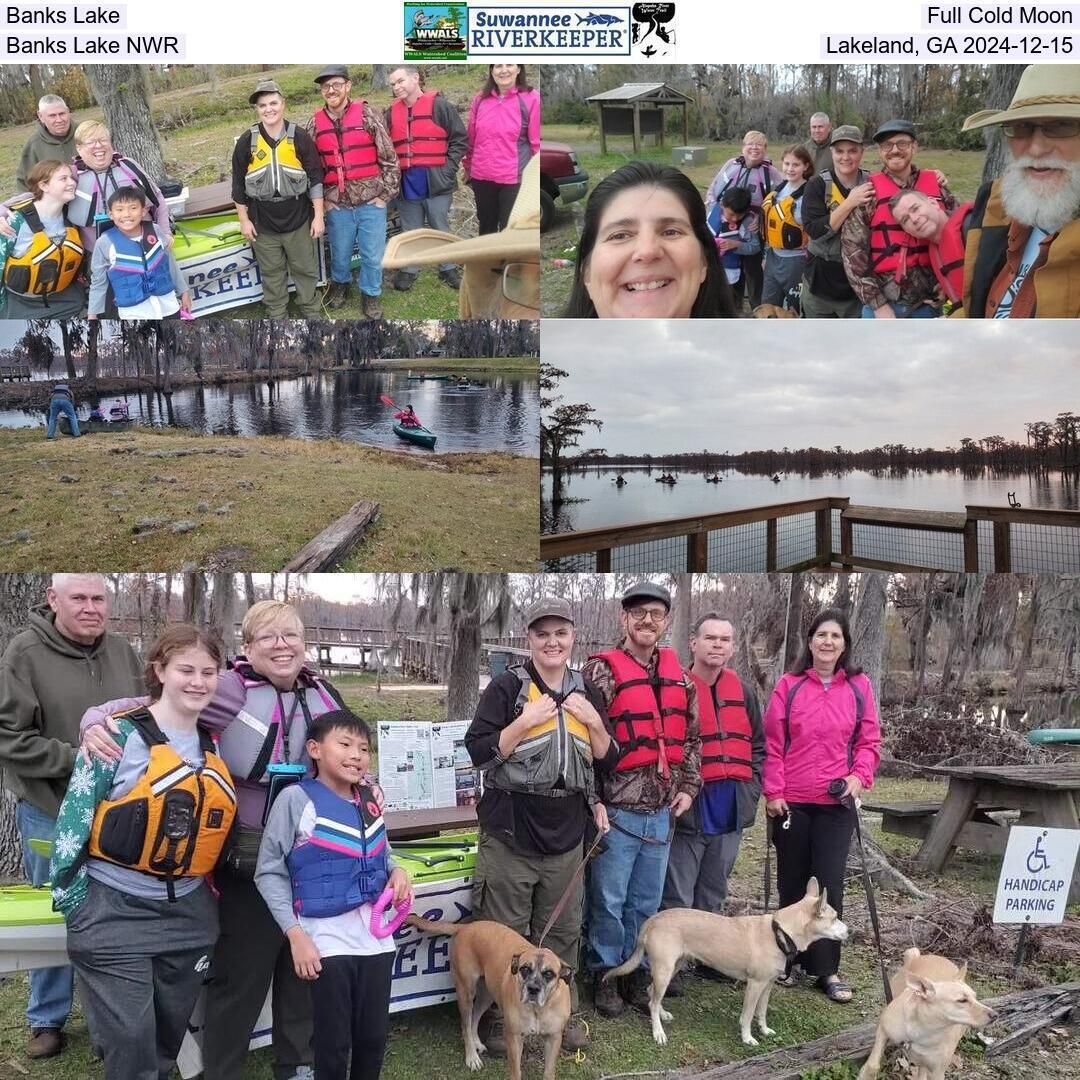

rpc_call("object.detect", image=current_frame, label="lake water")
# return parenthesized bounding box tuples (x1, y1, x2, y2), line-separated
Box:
(543, 466, 1080, 572)
(0, 369, 539, 455)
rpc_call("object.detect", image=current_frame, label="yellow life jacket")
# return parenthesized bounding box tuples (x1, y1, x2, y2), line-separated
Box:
(2, 200, 84, 299)
(762, 183, 808, 252)
(88, 707, 237, 899)
(244, 122, 311, 202)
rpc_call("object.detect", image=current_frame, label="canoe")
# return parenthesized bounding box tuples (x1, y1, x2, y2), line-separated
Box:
(58, 416, 135, 435)
(407, 374, 451, 381)
(393, 422, 437, 449)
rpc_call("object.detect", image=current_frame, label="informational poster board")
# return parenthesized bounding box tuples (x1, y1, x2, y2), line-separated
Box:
(378, 720, 476, 811)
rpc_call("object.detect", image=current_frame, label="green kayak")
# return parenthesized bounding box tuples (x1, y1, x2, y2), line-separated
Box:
(393, 422, 437, 449)
(171, 213, 247, 260)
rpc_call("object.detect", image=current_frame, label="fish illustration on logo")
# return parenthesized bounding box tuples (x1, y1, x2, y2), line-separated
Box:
(577, 12, 622, 24)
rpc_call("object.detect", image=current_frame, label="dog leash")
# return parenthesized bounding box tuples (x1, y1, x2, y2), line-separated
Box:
(536, 831, 606, 951)
(845, 796, 893, 1004)
(763, 809, 790, 912)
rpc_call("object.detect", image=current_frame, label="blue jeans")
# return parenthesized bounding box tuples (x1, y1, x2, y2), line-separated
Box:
(15, 800, 74, 1029)
(586, 805, 672, 971)
(861, 302, 939, 319)
(325, 203, 387, 297)
(46, 398, 79, 438)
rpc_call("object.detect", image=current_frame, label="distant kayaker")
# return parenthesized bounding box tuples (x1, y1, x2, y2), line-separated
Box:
(233, 78, 326, 320)
(394, 404, 422, 428)
(385, 66, 468, 293)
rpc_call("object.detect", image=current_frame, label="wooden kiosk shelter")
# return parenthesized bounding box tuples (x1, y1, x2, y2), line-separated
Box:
(587, 82, 691, 154)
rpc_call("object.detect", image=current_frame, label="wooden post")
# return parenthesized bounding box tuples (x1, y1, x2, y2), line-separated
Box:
(687, 530, 708, 571)
(599, 105, 607, 155)
(682, 101, 688, 145)
(766, 518, 777, 571)
(633, 102, 641, 154)
(963, 516, 979, 571)
(658, 106, 665, 146)
(840, 513, 853, 564)
(993, 521, 1012, 571)
(596, 547, 612, 572)
(815, 507, 833, 568)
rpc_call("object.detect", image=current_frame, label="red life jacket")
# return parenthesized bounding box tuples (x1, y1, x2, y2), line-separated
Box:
(869, 170, 943, 280)
(312, 100, 379, 192)
(691, 669, 753, 783)
(389, 91, 449, 170)
(929, 201, 973, 305)
(592, 647, 688, 774)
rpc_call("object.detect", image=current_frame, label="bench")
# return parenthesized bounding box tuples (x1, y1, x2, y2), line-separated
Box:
(862, 798, 1018, 855)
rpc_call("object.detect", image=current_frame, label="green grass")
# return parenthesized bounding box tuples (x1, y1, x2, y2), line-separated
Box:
(0, 428, 537, 572)
(540, 123, 990, 317)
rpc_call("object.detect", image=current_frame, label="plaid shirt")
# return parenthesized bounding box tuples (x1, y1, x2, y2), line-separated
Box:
(581, 644, 701, 812)
(305, 100, 400, 209)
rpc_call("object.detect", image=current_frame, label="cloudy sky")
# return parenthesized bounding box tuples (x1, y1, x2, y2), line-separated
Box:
(543, 320, 1077, 455)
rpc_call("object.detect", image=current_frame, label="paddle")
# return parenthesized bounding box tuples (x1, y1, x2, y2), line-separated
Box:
(379, 393, 397, 410)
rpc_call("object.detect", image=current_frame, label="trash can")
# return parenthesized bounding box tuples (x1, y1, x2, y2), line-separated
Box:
(673, 146, 707, 166)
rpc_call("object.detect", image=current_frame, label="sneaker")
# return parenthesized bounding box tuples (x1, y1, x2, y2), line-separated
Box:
(438, 267, 462, 290)
(361, 293, 383, 319)
(283, 1068, 315, 1080)
(592, 970, 625, 1017)
(27, 1028, 63, 1059)
(477, 1011, 506, 1058)
(561, 1015, 589, 1051)
(326, 282, 350, 310)
(393, 270, 417, 292)
(621, 968, 653, 1012)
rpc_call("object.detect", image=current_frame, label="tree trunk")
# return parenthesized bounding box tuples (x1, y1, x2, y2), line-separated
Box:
(86, 319, 101, 386)
(782, 573, 807, 672)
(447, 575, 482, 724)
(84, 65, 167, 180)
(60, 322, 77, 380)
(850, 572, 887, 695)
(183, 571, 207, 626)
(0, 574, 50, 881)
(207, 574, 237, 656)
(979, 66, 1026, 185)
(669, 573, 693, 667)
(913, 571, 937, 703)
(1010, 577, 1043, 710)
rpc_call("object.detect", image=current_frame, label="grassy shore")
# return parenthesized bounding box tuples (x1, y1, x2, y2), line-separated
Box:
(0, 428, 537, 571)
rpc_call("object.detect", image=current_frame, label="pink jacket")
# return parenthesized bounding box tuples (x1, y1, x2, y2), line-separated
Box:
(762, 669, 880, 804)
(463, 87, 541, 186)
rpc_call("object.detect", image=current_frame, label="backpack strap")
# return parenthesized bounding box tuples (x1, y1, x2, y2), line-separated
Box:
(121, 705, 169, 747)
(846, 680, 865, 770)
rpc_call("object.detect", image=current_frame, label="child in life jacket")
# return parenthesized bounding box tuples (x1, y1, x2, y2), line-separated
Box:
(760, 144, 814, 308)
(256, 709, 412, 1080)
(50, 625, 236, 1080)
(88, 186, 191, 320)
(393, 404, 422, 428)
(714, 187, 761, 313)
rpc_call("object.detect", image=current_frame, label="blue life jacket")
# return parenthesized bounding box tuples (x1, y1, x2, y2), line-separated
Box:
(287, 779, 389, 918)
(104, 227, 176, 308)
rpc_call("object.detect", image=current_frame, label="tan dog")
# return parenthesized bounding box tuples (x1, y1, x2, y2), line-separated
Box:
(605, 877, 847, 1046)
(858, 948, 994, 1080)
(753, 303, 799, 318)
(407, 916, 572, 1080)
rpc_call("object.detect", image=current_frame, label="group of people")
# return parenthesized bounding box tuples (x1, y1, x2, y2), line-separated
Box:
(0, 574, 881, 1077)
(0, 63, 541, 321)
(563, 64, 1080, 319)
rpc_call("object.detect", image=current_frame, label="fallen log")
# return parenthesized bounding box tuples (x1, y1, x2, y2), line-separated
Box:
(283, 500, 380, 571)
(671, 981, 1080, 1080)
(983, 1002, 1074, 1058)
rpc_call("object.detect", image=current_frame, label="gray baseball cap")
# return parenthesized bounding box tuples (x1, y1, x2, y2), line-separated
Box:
(314, 66, 351, 85)
(249, 79, 284, 105)
(524, 598, 574, 628)
(873, 119, 918, 143)
(829, 124, 864, 146)
(621, 582, 672, 611)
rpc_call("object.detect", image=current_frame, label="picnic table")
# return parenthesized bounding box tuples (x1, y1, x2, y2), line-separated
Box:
(912, 764, 1080, 898)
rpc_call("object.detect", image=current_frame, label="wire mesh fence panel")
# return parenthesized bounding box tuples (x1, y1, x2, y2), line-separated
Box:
(543, 553, 597, 572)
(976, 520, 995, 570)
(706, 522, 767, 571)
(850, 524, 965, 570)
(1009, 524, 1080, 572)
(611, 534, 687, 572)
(777, 512, 819, 568)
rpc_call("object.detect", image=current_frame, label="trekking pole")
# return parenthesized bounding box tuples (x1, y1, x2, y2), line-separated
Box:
(763, 814, 772, 912)
(847, 796, 892, 1003)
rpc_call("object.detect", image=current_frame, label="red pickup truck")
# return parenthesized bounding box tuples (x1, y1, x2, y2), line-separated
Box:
(540, 141, 589, 232)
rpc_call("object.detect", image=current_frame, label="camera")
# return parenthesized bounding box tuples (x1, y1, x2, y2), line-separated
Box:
(827, 778, 848, 799)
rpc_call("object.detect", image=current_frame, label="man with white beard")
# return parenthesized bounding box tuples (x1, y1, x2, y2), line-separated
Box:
(959, 65, 1080, 318)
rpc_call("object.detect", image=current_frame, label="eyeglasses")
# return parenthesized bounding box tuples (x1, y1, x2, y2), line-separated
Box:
(1003, 119, 1080, 140)
(627, 607, 668, 623)
(81, 138, 109, 147)
(320, 81, 348, 93)
(253, 631, 304, 647)
(879, 139, 914, 153)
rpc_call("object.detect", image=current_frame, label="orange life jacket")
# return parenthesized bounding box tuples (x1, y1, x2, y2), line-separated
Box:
(869, 170, 944, 279)
(389, 91, 449, 170)
(312, 100, 380, 192)
(691, 669, 753, 783)
(591, 647, 688, 774)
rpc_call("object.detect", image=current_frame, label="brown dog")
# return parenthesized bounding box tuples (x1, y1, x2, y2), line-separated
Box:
(753, 303, 799, 318)
(605, 877, 847, 1046)
(858, 948, 994, 1080)
(407, 916, 572, 1080)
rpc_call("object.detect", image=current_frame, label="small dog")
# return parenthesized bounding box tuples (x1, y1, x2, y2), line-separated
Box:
(753, 303, 799, 319)
(858, 948, 994, 1080)
(605, 877, 847, 1046)
(407, 916, 572, 1080)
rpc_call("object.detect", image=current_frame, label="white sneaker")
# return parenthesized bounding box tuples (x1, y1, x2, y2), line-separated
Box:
(285, 1068, 315, 1080)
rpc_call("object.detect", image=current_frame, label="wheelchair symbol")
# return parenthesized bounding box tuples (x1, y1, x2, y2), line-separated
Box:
(1026, 835, 1050, 874)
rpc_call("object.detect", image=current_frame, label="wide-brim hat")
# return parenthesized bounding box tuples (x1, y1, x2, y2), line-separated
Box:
(383, 154, 540, 268)
(963, 64, 1080, 131)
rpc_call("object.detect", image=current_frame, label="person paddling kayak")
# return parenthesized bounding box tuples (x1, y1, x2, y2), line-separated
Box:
(393, 404, 422, 428)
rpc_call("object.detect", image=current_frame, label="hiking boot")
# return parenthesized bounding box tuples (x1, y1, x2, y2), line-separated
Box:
(438, 266, 462, 290)
(361, 293, 383, 319)
(477, 1011, 506, 1058)
(561, 1015, 589, 1051)
(393, 270, 417, 291)
(27, 1028, 63, 1059)
(326, 282, 350, 310)
(592, 970, 625, 1017)
(621, 969, 653, 1012)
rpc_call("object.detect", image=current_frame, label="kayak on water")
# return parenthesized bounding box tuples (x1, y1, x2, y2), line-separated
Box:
(393, 421, 437, 449)
(407, 374, 451, 381)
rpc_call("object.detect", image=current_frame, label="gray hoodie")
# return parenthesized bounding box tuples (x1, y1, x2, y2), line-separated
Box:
(17, 123, 77, 192)
(0, 604, 143, 818)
